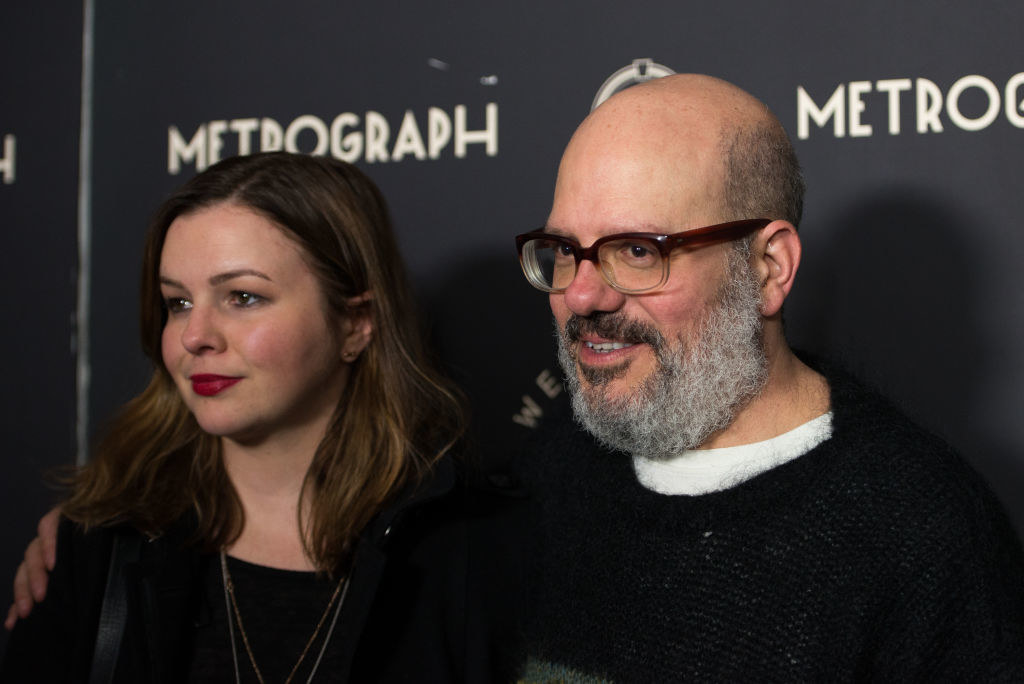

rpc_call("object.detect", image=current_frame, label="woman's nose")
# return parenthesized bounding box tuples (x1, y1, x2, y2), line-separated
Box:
(180, 306, 226, 355)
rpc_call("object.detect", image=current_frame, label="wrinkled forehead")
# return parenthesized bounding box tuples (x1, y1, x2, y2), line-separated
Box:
(549, 114, 727, 238)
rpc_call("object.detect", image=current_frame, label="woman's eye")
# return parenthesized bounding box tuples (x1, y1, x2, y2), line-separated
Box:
(164, 297, 192, 314)
(230, 291, 264, 307)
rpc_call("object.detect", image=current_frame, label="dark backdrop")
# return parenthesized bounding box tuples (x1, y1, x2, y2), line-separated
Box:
(0, 2, 83, 658)
(3, 0, 1023, 657)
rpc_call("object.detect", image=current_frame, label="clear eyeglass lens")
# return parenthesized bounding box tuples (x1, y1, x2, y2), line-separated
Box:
(525, 237, 664, 292)
(598, 238, 663, 291)
(526, 238, 577, 291)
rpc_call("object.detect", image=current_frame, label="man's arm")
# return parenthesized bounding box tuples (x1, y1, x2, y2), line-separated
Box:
(4, 508, 59, 630)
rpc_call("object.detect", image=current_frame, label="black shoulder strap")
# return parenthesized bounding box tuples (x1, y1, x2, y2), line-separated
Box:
(89, 530, 143, 684)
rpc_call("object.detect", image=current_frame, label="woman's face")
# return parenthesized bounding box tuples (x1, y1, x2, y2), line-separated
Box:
(159, 202, 364, 447)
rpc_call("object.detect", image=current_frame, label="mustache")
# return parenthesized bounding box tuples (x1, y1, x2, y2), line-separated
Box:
(563, 312, 665, 351)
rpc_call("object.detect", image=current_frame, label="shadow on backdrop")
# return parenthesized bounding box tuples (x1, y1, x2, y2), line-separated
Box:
(425, 251, 566, 474)
(788, 188, 1024, 541)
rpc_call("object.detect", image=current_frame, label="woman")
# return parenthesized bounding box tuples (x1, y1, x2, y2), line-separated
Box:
(2, 152, 522, 682)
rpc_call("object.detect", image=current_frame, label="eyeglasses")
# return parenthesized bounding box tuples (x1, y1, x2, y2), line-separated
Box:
(515, 218, 771, 294)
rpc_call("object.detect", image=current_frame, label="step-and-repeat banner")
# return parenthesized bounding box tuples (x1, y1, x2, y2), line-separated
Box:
(3, 0, 1023, 652)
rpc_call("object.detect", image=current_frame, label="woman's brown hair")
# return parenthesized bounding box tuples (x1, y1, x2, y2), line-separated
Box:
(62, 152, 465, 572)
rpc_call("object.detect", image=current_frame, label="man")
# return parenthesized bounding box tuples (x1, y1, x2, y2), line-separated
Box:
(513, 74, 1024, 680)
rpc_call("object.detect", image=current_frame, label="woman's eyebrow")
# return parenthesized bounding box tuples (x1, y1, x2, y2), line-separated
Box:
(158, 269, 273, 288)
(208, 269, 273, 285)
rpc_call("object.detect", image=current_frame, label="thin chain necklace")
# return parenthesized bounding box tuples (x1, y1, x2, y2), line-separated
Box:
(220, 550, 348, 684)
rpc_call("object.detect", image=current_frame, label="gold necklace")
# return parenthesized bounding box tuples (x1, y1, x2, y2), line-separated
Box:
(220, 550, 348, 684)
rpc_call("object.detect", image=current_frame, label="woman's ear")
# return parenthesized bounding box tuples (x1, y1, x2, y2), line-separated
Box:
(751, 221, 801, 317)
(340, 292, 374, 362)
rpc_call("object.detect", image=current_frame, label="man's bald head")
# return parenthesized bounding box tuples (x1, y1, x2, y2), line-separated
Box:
(544, 74, 816, 452)
(555, 74, 803, 229)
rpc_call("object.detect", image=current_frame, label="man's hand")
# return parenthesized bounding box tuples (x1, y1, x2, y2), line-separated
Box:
(4, 508, 59, 630)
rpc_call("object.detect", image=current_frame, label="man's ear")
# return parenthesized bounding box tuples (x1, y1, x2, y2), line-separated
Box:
(752, 221, 801, 317)
(340, 291, 374, 362)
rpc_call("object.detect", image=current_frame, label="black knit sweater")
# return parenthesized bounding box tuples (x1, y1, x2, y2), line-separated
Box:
(518, 366, 1024, 682)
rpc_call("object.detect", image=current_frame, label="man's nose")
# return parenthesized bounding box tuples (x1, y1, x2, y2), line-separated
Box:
(561, 260, 626, 317)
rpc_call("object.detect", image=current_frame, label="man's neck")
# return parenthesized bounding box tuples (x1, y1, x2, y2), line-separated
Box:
(700, 343, 830, 449)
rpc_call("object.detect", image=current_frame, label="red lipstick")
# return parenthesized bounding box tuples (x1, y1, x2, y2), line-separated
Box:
(190, 374, 241, 396)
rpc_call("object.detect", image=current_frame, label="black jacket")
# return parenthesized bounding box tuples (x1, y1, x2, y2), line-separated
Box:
(1, 457, 529, 682)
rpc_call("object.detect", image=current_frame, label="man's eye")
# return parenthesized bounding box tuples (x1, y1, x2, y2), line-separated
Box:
(164, 297, 192, 314)
(556, 244, 575, 258)
(621, 243, 656, 262)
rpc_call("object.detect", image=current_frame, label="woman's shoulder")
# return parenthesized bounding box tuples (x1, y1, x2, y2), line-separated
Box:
(0, 519, 125, 679)
(54, 516, 122, 573)
(349, 455, 530, 682)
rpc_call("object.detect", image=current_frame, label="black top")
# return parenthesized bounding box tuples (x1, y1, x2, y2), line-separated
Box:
(1, 457, 531, 683)
(188, 555, 344, 682)
(517, 361, 1024, 681)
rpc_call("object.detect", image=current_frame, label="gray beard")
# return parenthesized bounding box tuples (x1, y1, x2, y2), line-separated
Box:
(556, 246, 768, 459)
